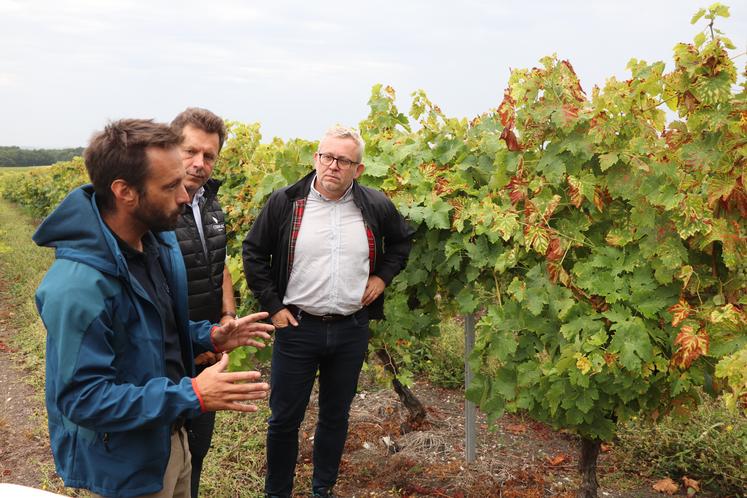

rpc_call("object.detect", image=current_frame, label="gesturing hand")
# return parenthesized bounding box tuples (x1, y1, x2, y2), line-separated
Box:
(211, 311, 274, 353)
(193, 353, 269, 413)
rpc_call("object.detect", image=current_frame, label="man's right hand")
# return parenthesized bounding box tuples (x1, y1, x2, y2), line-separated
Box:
(193, 354, 269, 412)
(271, 308, 298, 328)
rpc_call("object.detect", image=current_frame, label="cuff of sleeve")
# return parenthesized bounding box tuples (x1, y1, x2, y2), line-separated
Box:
(209, 325, 221, 352)
(191, 378, 207, 413)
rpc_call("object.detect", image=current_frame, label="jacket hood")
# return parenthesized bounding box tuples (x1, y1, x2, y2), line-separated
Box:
(32, 184, 126, 277)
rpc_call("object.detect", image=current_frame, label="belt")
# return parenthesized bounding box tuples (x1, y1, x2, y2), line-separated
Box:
(287, 304, 358, 323)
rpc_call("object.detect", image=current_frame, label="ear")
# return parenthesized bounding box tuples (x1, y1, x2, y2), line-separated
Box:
(110, 179, 140, 208)
(353, 162, 365, 180)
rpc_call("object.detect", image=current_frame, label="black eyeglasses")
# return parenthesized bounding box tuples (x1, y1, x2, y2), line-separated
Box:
(316, 152, 359, 169)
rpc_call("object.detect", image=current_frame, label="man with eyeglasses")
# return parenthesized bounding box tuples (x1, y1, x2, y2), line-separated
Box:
(242, 126, 415, 498)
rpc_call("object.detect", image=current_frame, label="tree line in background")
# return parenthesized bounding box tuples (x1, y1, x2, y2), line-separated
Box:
(0, 145, 84, 167)
(1, 5, 744, 497)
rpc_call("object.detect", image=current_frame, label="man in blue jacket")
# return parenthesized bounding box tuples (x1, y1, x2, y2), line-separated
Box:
(34, 119, 274, 498)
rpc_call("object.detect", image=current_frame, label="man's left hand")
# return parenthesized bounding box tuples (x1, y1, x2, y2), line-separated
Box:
(361, 275, 386, 306)
(211, 311, 274, 353)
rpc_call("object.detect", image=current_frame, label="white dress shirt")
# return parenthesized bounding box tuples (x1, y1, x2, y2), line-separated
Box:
(283, 179, 370, 316)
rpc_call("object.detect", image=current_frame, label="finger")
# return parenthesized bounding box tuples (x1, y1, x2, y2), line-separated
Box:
(235, 311, 271, 326)
(208, 353, 230, 372)
(244, 339, 269, 349)
(283, 308, 298, 327)
(227, 402, 259, 413)
(219, 371, 264, 383)
(220, 388, 269, 400)
(245, 325, 275, 335)
(238, 323, 275, 335)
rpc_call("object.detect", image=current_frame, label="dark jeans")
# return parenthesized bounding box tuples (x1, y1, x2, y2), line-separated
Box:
(189, 382, 216, 497)
(264, 309, 370, 498)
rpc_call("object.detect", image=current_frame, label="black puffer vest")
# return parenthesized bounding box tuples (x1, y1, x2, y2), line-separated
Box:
(175, 179, 227, 324)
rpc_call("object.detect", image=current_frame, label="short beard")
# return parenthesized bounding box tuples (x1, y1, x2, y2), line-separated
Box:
(133, 196, 181, 232)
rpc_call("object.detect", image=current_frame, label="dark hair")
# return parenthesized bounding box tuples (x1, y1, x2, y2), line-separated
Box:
(83, 119, 182, 212)
(171, 107, 227, 150)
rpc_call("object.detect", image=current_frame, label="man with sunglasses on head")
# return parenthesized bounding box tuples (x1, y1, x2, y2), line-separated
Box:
(243, 126, 415, 498)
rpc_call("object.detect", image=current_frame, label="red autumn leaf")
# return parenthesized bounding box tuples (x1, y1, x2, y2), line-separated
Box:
(672, 325, 709, 369)
(653, 477, 679, 495)
(667, 299, 692, 327)
(498, 89, 516, 128)
(506, 176, 527, 205)
(546, 237, 564, 262)
(500, 127, 522, 152)
(547, 453, 569, 466)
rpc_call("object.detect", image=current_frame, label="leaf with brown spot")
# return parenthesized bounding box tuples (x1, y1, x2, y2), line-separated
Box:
(543, 194, 562, 219)
(567, 177, 583, 208)
(667, 299, 692, 327)
(593, 187, 606, 212)
(652, 477, 679, 495)
(672, 325, 709, 369)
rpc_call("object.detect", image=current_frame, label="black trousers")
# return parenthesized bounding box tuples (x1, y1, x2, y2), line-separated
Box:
(264, 309, 369, 497)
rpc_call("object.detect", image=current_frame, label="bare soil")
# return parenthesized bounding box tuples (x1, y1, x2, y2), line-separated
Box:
(295, 377, 685, 498)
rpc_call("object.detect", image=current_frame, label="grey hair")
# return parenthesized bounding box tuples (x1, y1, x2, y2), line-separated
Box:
(321, 126, 365, 162)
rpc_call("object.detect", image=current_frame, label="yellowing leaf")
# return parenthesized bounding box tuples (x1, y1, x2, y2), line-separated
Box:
(667, 299, 692, 327)
(672, 325, 709, 369)
(576, 354, 592, 375)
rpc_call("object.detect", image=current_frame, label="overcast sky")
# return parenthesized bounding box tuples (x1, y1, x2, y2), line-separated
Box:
(1, 0, 745, 148)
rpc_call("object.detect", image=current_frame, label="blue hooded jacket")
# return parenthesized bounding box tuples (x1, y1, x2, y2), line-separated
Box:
(33, 185, 215, 497)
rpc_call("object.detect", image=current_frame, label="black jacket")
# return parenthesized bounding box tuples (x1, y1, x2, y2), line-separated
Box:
(242, 171, 415, 320)
(176, 179, 227, 324)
